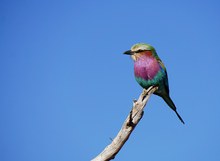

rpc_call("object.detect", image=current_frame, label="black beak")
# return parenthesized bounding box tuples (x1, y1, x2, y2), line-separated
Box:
(123, 50, 134, 55)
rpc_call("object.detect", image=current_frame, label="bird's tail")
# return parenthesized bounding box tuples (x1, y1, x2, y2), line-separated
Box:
(162, 95, 185, 124)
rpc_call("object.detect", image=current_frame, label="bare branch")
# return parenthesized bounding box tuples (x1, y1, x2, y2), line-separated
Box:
(91, 86, 158, 161)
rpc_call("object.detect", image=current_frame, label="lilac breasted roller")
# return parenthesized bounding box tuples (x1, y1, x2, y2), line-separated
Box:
(124, 43, 184, 124)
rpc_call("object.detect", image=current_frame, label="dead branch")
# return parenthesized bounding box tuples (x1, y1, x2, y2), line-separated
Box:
(91, 86, 158, 161)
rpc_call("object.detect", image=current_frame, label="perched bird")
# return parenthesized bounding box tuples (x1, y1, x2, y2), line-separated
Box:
(124, 43, 184, 124)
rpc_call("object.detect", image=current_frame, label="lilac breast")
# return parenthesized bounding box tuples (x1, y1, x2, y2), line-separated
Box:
(134, 55, 160, 80)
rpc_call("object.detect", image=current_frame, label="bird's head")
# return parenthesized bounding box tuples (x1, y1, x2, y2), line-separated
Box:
(123, 43, 156, 61)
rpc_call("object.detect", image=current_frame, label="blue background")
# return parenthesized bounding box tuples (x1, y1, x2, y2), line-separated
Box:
(1, 0, 220, 161)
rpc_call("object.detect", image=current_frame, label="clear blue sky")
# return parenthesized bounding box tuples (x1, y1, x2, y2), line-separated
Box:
(1, 0, 220, 161)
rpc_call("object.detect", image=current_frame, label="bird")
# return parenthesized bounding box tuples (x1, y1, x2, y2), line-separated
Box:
(123, 43, 184, 124)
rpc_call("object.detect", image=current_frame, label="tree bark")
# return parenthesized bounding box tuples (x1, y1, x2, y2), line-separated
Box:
(91, 86, 158, 161)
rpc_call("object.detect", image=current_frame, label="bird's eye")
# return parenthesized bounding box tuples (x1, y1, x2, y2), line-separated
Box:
(136, 49, 143, 53)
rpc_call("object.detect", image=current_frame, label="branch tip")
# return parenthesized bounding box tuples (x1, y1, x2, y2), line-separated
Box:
(91, 86, 157, 161)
